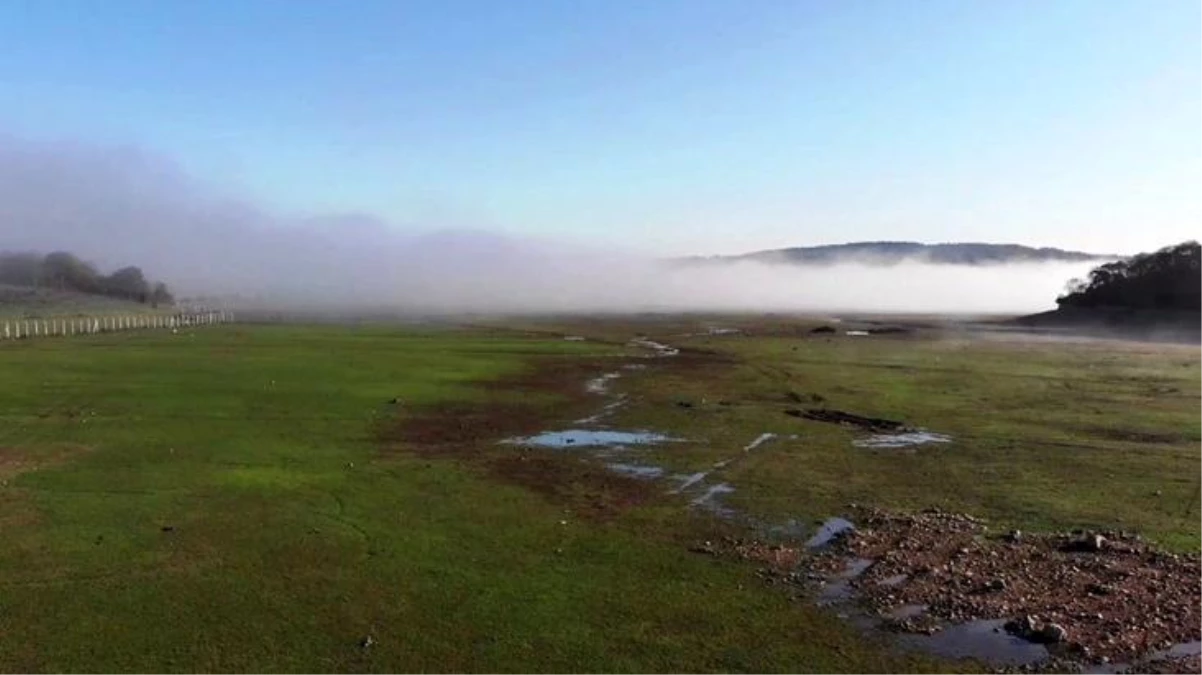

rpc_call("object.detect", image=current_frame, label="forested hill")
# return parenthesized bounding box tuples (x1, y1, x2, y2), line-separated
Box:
(682, 242, 1112, 266)
(1057, 241, 1200, 311)
(0, 250, 174, 306)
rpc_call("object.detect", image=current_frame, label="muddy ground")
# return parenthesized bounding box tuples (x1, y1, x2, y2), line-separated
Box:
(379, 345, 731, 521)
(700, 506, 1201, 673)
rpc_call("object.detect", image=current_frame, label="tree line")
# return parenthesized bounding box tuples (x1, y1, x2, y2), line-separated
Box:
(1057, 241, 1200, 311)
(0, 250, 174, 306)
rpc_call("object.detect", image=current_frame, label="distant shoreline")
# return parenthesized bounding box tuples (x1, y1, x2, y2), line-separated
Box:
(998, 307, 1200, 345)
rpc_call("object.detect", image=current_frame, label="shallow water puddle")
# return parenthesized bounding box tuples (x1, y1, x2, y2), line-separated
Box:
(671, 471, 709, 493)
(605, 462, 665, 479)
(816, 558, 1050, 668)
(1156, 641, 1202, 659)
(817, 557, 874, 603)
(846, 330, 871, 337)
(575, 396, 629, 425)
(886, 604, 928, 620)
(1084, 640, 1201, 674)
(852, 431, 952, 449)
(504, 429, 680, 449)
(806, 517, 856, 549)
(630, 338, 680, 357)
(585, 372, 622, 394)
(743, 433, 777, 452)
(690, 483, 736, 516)
(899, 618, 1050, 667)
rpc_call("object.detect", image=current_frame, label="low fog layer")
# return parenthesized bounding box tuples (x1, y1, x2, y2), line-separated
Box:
(0, 135, 1095, 315)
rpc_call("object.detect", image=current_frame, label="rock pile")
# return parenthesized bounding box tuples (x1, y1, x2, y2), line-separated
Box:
(813, 507, 1201, 667)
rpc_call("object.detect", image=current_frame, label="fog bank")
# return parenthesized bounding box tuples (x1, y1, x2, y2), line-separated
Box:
(0, 135, 1093, 315)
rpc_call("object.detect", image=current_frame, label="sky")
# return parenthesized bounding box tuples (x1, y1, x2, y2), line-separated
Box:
(0, 0, 1198, 256)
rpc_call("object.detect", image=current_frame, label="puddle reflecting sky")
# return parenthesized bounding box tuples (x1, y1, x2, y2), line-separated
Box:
(505, 429, 680, 449)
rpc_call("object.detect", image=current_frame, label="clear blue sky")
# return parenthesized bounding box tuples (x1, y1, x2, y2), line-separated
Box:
(1, 0, 1197, 255)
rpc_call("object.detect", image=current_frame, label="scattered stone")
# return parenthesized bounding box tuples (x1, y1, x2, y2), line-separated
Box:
(1038, 623, 1068, 644)
(1005, 615, 1038, 638)
(1063, 533, 1107, 553)
(805, 506, 1200, 666)
(983, 578, 1007, 592)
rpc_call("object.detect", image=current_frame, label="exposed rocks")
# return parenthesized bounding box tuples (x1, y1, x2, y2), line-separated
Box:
(808, 507, 1200, 668)
(1038, 623, 1068, 644)
(1062, 533, 1107, 553)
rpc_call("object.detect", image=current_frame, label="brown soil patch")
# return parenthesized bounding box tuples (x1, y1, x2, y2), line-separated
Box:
(379, 357, 612, 452)
(0, 443, 91, 480)
(1086, 426, 1186, 445)
(490, 453, 652, 520)
(377, 346, 733, 521)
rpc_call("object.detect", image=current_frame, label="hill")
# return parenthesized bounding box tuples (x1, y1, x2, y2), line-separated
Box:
(1011, 241, 1201, 343)
(1056, 241, 1199, 311)
(681, 241, 1113, 266)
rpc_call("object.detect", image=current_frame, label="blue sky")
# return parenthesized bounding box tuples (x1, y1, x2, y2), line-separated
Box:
(1, 0, 1197, 255)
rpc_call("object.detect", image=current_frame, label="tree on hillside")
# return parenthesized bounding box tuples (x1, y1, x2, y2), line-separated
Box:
(150, 282, 174, 308)
(0, 249, 176, 307)
(1057, 241, 1200, 311)
(102, 266, 151, 302)
(0, 252, 44, 287)
(41, 251, 102, 293)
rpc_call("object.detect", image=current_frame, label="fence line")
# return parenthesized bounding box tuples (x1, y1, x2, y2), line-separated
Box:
(1, 311, 235, 341)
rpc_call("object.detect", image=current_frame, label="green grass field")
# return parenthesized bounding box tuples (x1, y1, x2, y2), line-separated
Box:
(0, 319, 1196, 672)
(0, 324, 952, 673)
(591, 322, 1201, 553)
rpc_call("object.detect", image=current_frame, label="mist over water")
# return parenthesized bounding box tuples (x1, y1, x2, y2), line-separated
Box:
(0, 135, 1094, 315)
